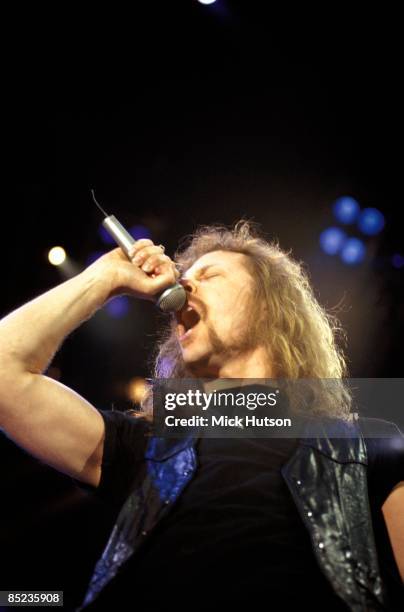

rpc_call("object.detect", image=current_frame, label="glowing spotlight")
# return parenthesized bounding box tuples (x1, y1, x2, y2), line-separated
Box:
(127, 377, 149, 404)
(333, 196, 360, 224)
(198, 0, 217, 4)
(105, 296, 130, 318)
(48, 246, 66, 266)
(358, 208, 385, 235)
(340, 238, 366, 265)
(319, 227, 347, 255)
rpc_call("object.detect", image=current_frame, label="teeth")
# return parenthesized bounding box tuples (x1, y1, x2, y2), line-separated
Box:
(177, 304, 200, 336)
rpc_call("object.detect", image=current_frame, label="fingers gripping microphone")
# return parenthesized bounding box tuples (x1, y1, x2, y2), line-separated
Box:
(91, 190, 186, 313)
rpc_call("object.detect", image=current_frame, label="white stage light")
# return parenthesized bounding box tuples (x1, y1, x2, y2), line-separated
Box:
(48, 246, 66, 266)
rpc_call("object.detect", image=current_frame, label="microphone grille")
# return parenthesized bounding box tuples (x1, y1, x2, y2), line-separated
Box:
(156, 284, 187, 313)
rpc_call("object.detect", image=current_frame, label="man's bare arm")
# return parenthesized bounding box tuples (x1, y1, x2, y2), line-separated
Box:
(382, 482, 404, 582)
(0, 240, 179, 487)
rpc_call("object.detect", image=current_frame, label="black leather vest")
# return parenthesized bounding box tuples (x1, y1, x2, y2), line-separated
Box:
(79, 417, 388, 611)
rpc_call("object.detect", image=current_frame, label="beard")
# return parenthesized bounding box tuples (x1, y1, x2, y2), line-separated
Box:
(186, 294, 256, 355)
(207, 319, 255, 355)
(185, 315, 258, 378)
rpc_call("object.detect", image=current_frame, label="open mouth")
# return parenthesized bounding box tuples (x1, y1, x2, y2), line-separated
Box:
(176, 303, 201, 341)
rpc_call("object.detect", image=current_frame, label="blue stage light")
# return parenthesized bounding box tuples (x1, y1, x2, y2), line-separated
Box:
(319, 227, 347, 255)
(105, 296, 130, 318)
(358, 208, 385, 235)
(129, 225, 152, 240)
(392, 254, 404, 269)
(333, 196, 360, 224)
(340, 238, 366, 265)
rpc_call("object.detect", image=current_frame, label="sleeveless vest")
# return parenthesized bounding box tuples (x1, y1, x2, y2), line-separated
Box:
(79, 417, 387, 611)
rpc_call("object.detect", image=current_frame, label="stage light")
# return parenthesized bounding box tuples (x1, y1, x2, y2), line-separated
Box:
(129, 225, 152, 240)
(105, 296, 130, 318)
(319, 227, 347, 255)
(127, 377, 149, 404)
(333, 196, 360, 224)
(48, 247, 66, 266)
(198, 0, 217, 4)
(358, 208, 385, 235)
(392, 254, 404, 269)
(340, 238, 366, 265)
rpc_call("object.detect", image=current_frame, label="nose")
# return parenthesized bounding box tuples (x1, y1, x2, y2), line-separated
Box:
(180, 277, 196, 295)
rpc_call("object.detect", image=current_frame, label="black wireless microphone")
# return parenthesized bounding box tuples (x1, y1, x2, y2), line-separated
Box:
(91, 190, 186, 313)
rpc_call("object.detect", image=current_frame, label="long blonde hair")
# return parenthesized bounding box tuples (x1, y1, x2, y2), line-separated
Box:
(141, 220, 352, 419)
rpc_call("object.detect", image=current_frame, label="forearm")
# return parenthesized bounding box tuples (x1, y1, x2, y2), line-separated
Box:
(0, 240, 175, 484)
(0, 265, 111, 376)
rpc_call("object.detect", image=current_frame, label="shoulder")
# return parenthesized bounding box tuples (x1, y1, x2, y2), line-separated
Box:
(358, 416, 404, 439)
(359, 417, 404, 507)
(300, 416, 403, 464)
(359, 417, 404, 463)
(98, 409, 152, 461)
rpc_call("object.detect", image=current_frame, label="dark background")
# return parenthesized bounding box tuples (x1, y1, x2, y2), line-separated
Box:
(1, 2, 402, 609)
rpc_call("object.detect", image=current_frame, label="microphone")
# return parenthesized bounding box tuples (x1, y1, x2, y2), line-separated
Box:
(91, 190, 186, 313)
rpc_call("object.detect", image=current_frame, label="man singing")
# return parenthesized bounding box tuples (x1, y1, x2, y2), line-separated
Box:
(0, 221, 403, 610)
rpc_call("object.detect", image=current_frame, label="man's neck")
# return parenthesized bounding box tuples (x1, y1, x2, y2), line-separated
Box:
(201, 345, 275, 391)
(203, 377, 272, 393)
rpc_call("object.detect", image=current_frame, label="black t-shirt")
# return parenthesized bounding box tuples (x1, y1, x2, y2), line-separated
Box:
(80, 408, 404, 611)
